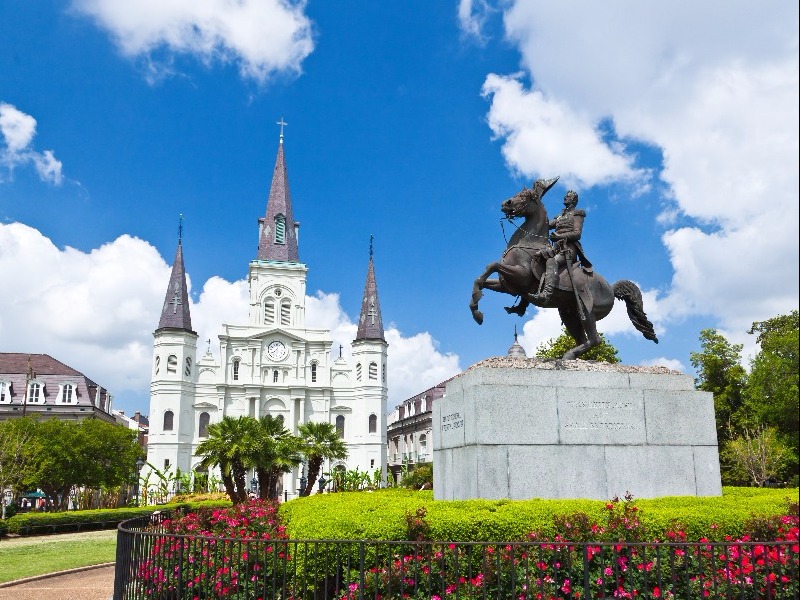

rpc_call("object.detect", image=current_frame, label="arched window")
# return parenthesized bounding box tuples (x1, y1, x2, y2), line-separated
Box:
(280, 299, 291, 325)
(356, 363, 362, 381)
(368, 413, 377, 433)
(311, 362, 317, 383)
(232, 359, 240, 381)
(335, 415, 345, 439)
(369, 362, 378, 380)
(275, 214, 286, 244)
(163, 410, 174, 431)
(273, 370, 279, 383)
(154, 355, 160, 375)
(27, 382, 42, 403)
(264, 299, 275, 325)
(61, 384, 74, 404)
(184, 357, 192, 377)
(167, 355, 177, 373)
(198, 412, 210, 438)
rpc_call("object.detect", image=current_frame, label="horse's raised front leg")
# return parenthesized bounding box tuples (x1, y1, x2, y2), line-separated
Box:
(559, 305, 601, 360)
(470, 262, 501, 324)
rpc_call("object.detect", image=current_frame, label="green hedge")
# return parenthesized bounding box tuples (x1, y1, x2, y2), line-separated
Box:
(279, 486, 798, 542)
(4, 499, 232, 536)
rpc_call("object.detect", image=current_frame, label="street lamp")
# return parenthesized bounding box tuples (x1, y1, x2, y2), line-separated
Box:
(299, 463, 307, 497)
(250, 477, 258, 495)
(134, 459, 145, 505)
(317, 474, 327, 493)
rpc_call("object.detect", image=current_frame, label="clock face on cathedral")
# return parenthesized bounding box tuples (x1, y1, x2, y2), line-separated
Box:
(266, 340, 288, 361)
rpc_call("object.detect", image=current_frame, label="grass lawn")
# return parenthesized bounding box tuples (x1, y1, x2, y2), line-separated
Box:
(0, 529, 117, 583)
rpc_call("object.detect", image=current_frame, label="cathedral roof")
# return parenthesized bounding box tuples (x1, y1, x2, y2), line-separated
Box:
(257, 134, 300, 262)
(507, 328, 527, 358)
(355, 239, 385, 342)
(157, 240, 194, 332)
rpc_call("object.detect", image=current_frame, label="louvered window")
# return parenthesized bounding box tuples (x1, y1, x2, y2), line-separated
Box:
(273, 370, 279, 383)
(163, 410, 174, 431)
(280, 300, 291, 325)
(356, 363, 362, 381)
(369, 413, 377, 433)
(167, 355, 177, 373)
(311, 362, 317, 382)
(369, 362, 378, 380)
(275, 215, 286, 244)
(265, 300, 275, 325)
(198, 412, 210, 438)
(184, 357, 192, 376)
(335, 415, 345, 439)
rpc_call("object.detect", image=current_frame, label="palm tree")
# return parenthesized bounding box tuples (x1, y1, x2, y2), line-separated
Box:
(253, 415, 303, 501)
(195, 416, 259, 504)
(298, 421, 348, 496)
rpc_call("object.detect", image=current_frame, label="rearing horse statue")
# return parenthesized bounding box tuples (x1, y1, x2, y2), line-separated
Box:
(469, 177, 658, 360)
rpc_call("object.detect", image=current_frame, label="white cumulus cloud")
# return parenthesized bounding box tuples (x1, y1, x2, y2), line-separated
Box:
(71, 0, 315, 83)
(0, 103, 63, 184)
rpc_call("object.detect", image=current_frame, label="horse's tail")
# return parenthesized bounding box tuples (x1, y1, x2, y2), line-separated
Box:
(612, 280, 659, 344)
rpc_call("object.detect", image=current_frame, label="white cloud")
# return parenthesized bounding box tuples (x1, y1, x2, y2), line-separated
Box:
(458, 0, 493, 42)
(0, 103, 63, 184)
(474, 1, 799, 337)
(71, 0, 315, 83)
(0, 223, 460, 414)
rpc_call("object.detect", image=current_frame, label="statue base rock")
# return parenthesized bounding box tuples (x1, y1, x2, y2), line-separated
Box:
(433, 358, 722, 501)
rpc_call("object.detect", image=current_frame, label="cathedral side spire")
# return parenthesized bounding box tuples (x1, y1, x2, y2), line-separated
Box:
(257, 123, 299, 262)
(158, 230, 194, 332)
(355, 235, 385, 341)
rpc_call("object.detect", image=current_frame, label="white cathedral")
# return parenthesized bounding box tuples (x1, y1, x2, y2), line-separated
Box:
(144, 131, 388, 498)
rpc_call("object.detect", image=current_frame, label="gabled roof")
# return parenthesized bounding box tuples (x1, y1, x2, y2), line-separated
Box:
(355, 243, 385, 342)
(257, 137, 300, 262)
(157, 241, 194, 332)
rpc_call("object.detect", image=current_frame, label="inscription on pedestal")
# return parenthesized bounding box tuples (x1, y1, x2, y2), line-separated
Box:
(441, 411, 464, 432)
(559, 394, 644, 444)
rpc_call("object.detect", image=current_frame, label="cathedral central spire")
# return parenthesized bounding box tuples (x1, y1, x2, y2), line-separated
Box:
(257, 125, 299, 262)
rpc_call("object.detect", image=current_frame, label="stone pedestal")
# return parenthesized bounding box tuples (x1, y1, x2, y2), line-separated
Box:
(433, 358, 722, 501)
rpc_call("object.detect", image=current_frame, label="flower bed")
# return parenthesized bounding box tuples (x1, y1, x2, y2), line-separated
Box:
(115, 498, 799, 600)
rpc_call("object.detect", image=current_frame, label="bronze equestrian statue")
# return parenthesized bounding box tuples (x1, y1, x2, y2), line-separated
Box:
(469, 177, 658, 360)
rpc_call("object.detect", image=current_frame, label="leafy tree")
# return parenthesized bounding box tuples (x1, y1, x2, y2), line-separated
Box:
(253, 415, 302, 501)
(195, 416, 260, 504)
(721, 427, 793, 487)
(690, 328, 747, 443)
(27, 418, 141, 510)
(535, 327, 620, 363)
(298, 421, 348, 497)
(401, 463, 433, 490)
(744, 311, 799, 456)
(0, 418, 36, 518)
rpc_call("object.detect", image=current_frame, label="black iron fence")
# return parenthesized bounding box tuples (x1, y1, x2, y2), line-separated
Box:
(114, 512, 799, 599)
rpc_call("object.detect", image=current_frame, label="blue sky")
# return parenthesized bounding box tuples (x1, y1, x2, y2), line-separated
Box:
(1, 1, 797, 416)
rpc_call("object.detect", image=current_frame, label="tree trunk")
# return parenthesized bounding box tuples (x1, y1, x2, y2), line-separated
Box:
(304, 457, 323, 497)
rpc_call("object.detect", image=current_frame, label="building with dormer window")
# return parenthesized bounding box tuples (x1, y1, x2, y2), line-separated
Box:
(144, 131, 388, 498)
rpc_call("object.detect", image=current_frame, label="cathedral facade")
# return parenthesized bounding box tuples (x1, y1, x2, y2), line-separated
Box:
(144, 133, 388, 498)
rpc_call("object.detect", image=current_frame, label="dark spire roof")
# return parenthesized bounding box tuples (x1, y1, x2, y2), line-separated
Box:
(257, 135, 299, 262)
(158, 241, 194, 332)
(355, 237, 385, 342)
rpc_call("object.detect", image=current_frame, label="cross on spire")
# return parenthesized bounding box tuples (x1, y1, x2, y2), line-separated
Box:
(276, 117, 288, 142)
(169, 282, 182, 314)
(339, 344, 343, 359)
(369, 234, 374, 258)
(206, 338, 212, 353)
(178, 214, 183, 243)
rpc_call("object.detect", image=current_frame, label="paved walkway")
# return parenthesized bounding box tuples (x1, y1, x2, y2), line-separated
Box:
(0, 564, 115, 600)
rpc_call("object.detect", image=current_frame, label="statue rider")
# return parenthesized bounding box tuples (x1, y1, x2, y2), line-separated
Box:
(531, 190, 593, 304)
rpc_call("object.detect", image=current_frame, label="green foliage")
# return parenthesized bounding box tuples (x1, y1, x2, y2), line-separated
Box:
(297, 421, 348, 497)
(400, 463, 432, 489)
(535, 327, 620, 362)
(690, 328, 748, 443)
(279, 487, 797, 542)
(721, 426, 794, 487)
(0, 417, 37, 514)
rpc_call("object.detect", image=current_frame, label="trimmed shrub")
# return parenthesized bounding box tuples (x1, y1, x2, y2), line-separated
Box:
(6, 499, 231, 535)
(279, 486, 798, 542)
